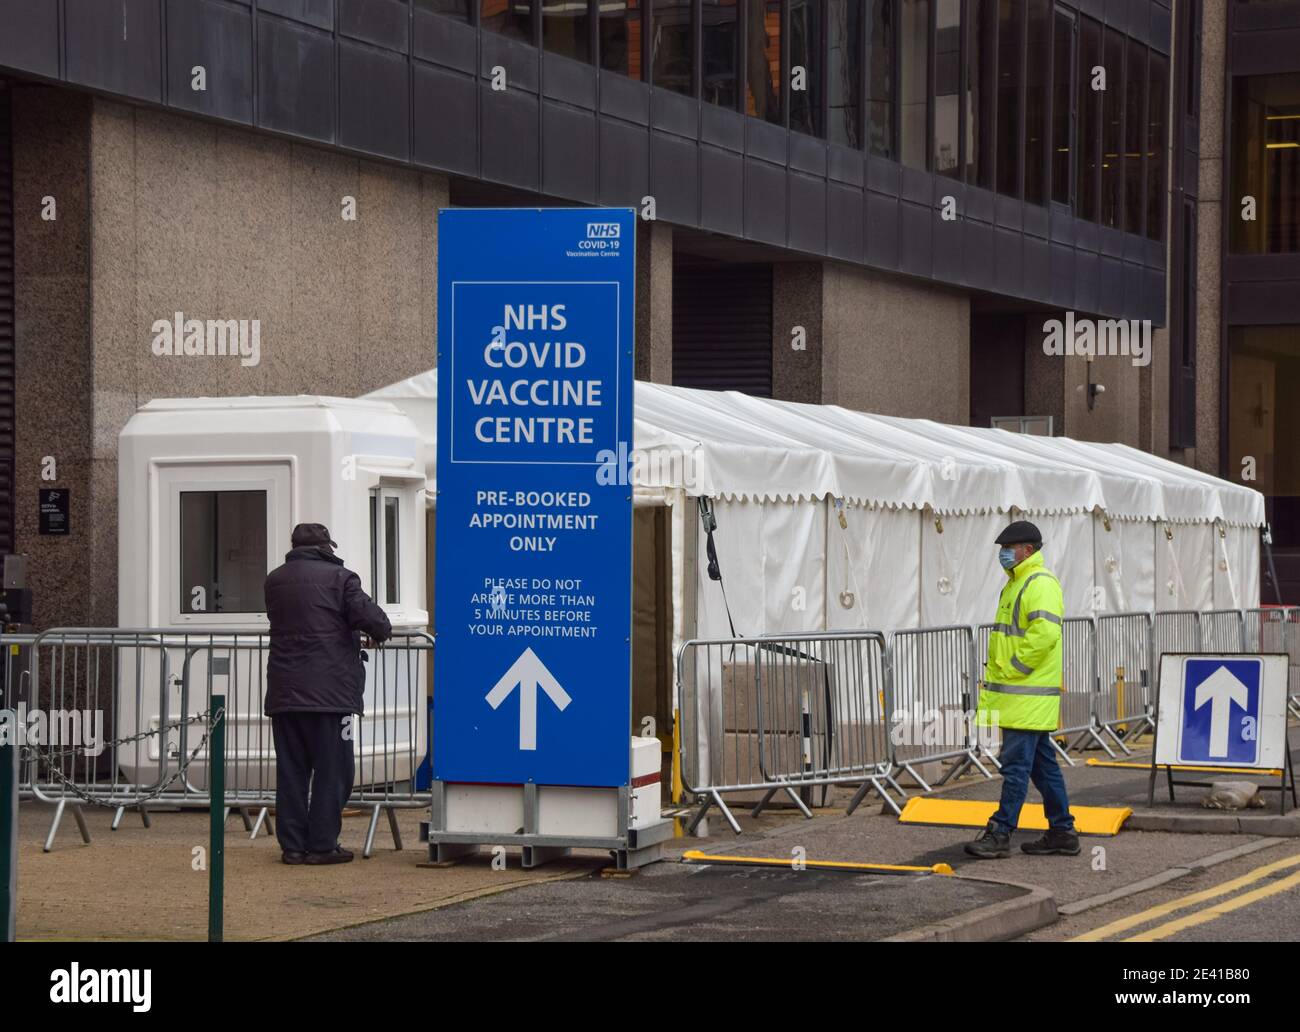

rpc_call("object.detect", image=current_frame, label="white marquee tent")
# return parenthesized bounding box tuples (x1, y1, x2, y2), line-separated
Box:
(365, 370, 1265, 654)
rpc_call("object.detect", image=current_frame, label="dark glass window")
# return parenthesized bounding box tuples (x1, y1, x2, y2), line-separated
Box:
(1024, 0, 1049, 204)
(1100, 27, 1124, 228)
(1231, 73, 1300, 254)
(416, 0, 472, 20)
(1146, 49, 1168, 240)
(600, 1, 643, 80)
(865, 0, 895, 157)
(384, 497, 401, 605)
(652, 0, 692, 94)
(1228, 327, 1300, 544)
(179, 491, 267, 614)
(826, 0, 857, 145)
(702, 1, 739, 108)
(1050, 7, 1074, 205)
(966, 0, 995, 185)
(789, 0, 823, 136)
(543, 0, 592, 61)
(481, 0, 534, 41)
(746, 0, 781, 124)
(1124, 40, 1146, 235)
(995, 0, 1022, 196)
(900, 0, 929, 168)
(827, 0, 862, 147)
(1077, 16, 1101, 221)
(935, 0, 961, 177)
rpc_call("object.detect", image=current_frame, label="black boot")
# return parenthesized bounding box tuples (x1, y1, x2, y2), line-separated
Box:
(964, 822, 1011, 859)
(305, 844, 354, 865)
(1021, 828, 1081, 856)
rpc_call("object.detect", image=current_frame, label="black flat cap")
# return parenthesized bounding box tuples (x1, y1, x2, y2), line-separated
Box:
(995, 520, 1042, 546)
(291, 522, 337, 549)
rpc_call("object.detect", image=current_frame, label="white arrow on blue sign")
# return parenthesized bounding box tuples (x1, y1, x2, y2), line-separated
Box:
(485, 647, 572, 752)
(1178, 657, 1261, 765)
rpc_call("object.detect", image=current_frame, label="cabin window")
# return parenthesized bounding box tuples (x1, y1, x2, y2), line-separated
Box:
(178, 490, 268, 614)
(370, 489, 403, 606)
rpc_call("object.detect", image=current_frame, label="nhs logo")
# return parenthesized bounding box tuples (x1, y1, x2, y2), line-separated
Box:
(587, 222, 621, 240)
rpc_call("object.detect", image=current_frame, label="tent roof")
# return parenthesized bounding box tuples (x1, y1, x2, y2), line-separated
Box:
(364, 370, 1264, 527)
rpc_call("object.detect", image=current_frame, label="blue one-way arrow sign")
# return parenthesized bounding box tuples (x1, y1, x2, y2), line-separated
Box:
(1178, 658, 1261, 765)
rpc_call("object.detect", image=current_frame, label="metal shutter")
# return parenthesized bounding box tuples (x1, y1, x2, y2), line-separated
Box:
(671, 256, 773, 396)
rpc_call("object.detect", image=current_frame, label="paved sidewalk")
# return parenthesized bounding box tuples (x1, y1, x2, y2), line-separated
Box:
(16, 724, 1298, 941)
(14, 803, 585, 941)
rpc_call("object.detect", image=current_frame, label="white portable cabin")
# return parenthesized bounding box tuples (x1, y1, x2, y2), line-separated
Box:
(117, 396, 428, 792)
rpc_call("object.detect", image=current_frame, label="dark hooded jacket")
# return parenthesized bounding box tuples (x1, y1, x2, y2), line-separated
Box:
(263, 545, 393, 715)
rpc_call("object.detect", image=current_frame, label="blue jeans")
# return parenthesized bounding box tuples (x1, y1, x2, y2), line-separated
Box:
(990, 729, 1075, 835)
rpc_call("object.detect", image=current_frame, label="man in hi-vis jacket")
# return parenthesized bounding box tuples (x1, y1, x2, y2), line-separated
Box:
(965, 520, 1079, 859)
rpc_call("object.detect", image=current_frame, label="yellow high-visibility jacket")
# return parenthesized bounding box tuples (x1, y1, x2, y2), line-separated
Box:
(976, 550, 1064, 731)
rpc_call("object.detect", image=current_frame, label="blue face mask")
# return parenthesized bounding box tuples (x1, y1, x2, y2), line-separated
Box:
(998, 547, 1019, 570)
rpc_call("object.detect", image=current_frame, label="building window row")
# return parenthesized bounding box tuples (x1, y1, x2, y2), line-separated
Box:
(437, 0, 1168, 240)
(1231, 73, 1300, 255)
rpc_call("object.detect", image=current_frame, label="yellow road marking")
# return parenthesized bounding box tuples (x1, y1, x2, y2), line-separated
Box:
(681, 849, 953, 875)
(1070, 852, 1300, 942)
(1124, 868, 1300, 942)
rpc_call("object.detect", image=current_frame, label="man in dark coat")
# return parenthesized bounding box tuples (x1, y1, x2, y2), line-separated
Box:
(264, 523, 392, 865)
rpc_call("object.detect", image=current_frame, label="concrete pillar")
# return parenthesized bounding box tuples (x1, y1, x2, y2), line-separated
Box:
(1023, 315, 1065, 432)
(771, 262, 823, 403)
(820, 263, 970, 421)
(1193, 0, 1227, 474)
(1058, 331, 1146, 444)
(12, 86, 95, 628)
(635, 220, 672, 384)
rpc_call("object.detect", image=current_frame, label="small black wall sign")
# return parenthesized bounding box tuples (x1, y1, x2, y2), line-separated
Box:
(39, 488, 70, 535)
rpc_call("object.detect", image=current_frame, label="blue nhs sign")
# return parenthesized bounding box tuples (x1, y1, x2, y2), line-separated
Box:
(434, 208, 635, 788)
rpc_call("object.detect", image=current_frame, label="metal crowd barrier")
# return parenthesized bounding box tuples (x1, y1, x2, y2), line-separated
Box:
(677, 605, 1300, 832)
(1286, 609, 1300, 719)
(676, 631, 901, 834)
(1200, 609, 1247, 653)
(1152, 609, 1199, 657)
(13, 628, 431, 855)
(977, 617, 1102, 764)
(1057, 617, 1105, 757)
(890, 625, 995, 791)
(1094, 611, 1154, 749)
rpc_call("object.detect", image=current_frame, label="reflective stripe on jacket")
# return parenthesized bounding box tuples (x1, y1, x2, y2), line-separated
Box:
(975, 550, 1064, 731)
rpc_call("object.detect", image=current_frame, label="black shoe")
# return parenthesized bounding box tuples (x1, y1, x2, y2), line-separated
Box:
(281, 850, 307, 865)
(1021, 828, 1081, 856)
(964, 823, 1011, 859)
(305, 845, 354, 865)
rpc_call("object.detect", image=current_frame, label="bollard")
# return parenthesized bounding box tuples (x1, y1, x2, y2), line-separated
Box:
(1, 707, 16, 942)
(1115, 666, 1127, 736)
(208, 692, 225, 943)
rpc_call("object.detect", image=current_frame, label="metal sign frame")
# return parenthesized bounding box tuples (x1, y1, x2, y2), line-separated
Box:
(1147, 652, 1296, 815)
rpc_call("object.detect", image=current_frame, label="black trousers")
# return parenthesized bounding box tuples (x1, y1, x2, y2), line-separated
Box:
(271, 711, 355, 854)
